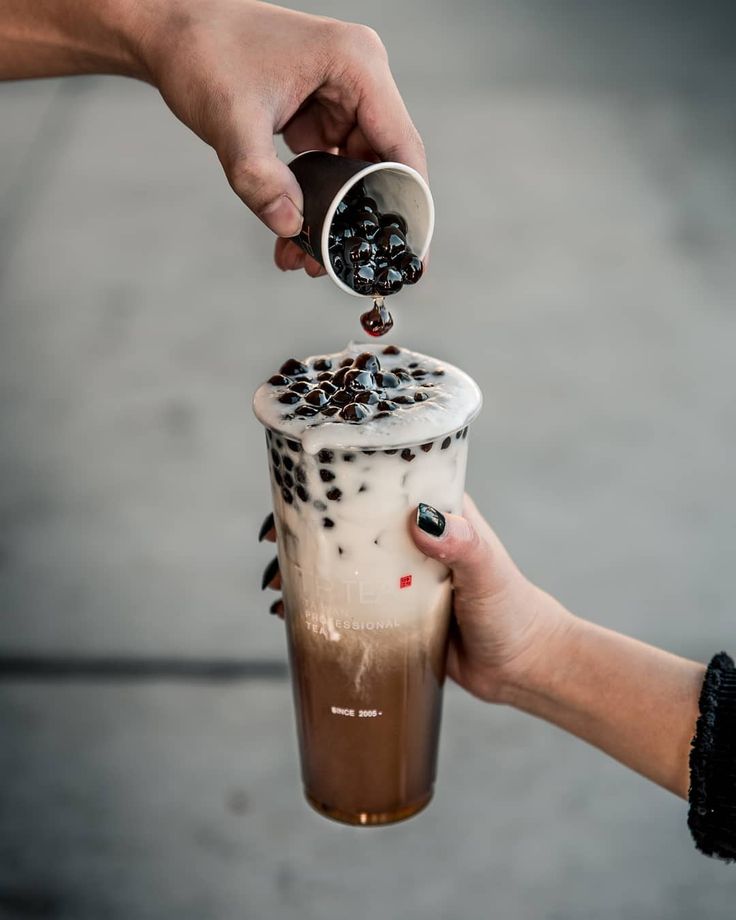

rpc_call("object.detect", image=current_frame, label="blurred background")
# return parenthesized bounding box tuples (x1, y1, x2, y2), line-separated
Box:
(1, 0, 735, 917)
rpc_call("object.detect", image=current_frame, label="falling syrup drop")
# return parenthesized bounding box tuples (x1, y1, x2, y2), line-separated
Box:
(360, 296, 394, 337)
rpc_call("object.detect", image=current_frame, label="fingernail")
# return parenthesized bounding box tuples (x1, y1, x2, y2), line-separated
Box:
(261, 195, 303, 237)
(269, 599, 284, 616)
(417, 502, 446, 537)
(261, 556, 279, 590)
(258, 512, 274, 542)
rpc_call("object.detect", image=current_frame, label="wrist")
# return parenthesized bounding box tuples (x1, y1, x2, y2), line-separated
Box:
(494, 587, 580, 709)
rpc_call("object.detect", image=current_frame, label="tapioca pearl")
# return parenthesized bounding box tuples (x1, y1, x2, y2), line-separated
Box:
(312, 358, 332, 372)
(334, 198, 349, 218)
(330, 252, 346, 277)
(353, 352, 381, 373)
(374, 227, 407, 260)
(433, 368, 446, 377)
(355, 216, 380, 239)
(270, 448, 281, 466)
(384, 449, 398, 455)
(286, 439, 301, 453)
(376, 371, 399, 388)
(320, 469, 335, 482)
(289, 380, 311, 395)
(360, 302, 394, 337)
(323, 517, 335, 529)
(268, 374, 290, 386)
(346, 264, 376, 296)
(455, 429, 463, 439)
(282, 487, 294, 504)
(361, 449, 376, 455)
(374, 267, 403, 296)
(375, 411, 390, 418)
(345, 238, 375, 266)
(280, 358, 309, 377)
(294, 405, 320, 418)
(358, 483, 369, 493)
(314, 499, 327, 511)
(379, 212, 408, 234)
(462, 427, 469, 438)
(275, 438, 283, 448)
(331, 368, 348, 387)
(394, 369, 411, 383)
(295, 465, 306, 484)
(321, 406, 340, 417)
(296, 485, 310, 503)
(377, 400, 398, 412)
(340, 357, 353, 368)
(320, 381, 338, 396)
(278, 391, 300, 405)
(340, 402, 371, 422)
(283, 472, 294, 488)
(316, 371, 333, 383)
(393, 395, 413, 405)
(421, 442, 433, 452)
(344, 369, 375, 391)
(326, 487, 342, 501)
(304, 388, 329, 408)
(355, 196, 378, 216)
(273, 468, 283, 486)
(354, 390, 379, 405)
(318, 449, 334, 464)
(441, 437, 452, 450)
(343, 453, 356, 462)
(396, 252, 423, 285)
(283, 455, 294, 472)
(414, 392, 429, 403)
(330, 389, 352, 407)
(411, 369, 428, 380)
(400, 449, 416, 462)
(382, 345, 401, 355)
(408, 362, 419, 369)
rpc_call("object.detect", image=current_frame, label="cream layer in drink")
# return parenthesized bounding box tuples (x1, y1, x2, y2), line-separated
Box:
(253, 342, 481, 825)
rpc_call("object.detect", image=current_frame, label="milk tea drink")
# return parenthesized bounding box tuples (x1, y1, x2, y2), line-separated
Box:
(253, 343, 481, 825)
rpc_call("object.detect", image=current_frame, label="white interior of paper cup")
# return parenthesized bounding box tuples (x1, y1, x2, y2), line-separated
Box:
(321, 162, 435, 298)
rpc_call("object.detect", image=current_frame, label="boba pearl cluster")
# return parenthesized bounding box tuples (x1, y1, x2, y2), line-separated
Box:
(328, 180, 423, 297)
(253, 343, 482, 455)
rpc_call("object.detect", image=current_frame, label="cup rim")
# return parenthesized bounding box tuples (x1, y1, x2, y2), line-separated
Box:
(304, 158, 434, 299)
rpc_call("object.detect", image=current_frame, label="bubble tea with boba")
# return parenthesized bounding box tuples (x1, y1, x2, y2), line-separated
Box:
(253, 342, 481, 825)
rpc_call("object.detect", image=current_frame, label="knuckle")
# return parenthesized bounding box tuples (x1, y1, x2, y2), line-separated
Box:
(344, 22, 388, 59)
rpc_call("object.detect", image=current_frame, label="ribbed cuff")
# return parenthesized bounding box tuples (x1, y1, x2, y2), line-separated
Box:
(688, 651, 736, 862)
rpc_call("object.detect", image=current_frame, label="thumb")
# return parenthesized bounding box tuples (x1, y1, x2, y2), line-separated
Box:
(410, 502, 517, 604)
(219, 108, 304, 237)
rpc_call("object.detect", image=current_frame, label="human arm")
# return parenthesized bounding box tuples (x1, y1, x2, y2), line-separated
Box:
(409, 497, 705, 798)
(0, 0, 426, 274)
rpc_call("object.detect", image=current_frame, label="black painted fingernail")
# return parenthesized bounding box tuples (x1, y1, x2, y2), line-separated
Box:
(269, 599, 284, 616)
(417, 503, 446, 537)
(261, 556, 279, 590)
(258, 512, 275, 542)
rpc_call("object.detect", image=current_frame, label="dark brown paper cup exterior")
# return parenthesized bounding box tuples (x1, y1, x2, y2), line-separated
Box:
(288, 152, 434, 298)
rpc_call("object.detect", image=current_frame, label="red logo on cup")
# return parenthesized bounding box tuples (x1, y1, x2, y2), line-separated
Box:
(399, 575, 413, 589)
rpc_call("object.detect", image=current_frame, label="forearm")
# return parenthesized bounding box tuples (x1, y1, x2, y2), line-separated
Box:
(502, 592, 705, 798)
(0, 0, 152, 80)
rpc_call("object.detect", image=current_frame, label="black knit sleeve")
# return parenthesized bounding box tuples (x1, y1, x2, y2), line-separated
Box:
(688, 651, 736, 863)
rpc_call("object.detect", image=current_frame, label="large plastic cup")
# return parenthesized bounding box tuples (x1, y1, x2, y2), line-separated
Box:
(260, 415, 474, 826)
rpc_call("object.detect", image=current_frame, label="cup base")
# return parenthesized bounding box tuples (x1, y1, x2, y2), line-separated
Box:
(304, 789, 434, 827)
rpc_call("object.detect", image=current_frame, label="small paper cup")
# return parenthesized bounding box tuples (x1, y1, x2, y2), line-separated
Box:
(288, 152, 435, 298)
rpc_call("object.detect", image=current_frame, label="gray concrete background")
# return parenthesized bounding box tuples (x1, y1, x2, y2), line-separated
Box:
(1, 0, 735, 917)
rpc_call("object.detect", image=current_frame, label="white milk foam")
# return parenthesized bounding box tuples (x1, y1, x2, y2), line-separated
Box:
(253, 341, 482, 454)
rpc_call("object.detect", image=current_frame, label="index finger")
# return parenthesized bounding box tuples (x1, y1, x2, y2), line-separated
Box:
(355, 63, 427, 181)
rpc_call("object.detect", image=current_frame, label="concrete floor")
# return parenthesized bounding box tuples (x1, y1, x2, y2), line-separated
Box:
(1, 1, 735, 917)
